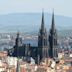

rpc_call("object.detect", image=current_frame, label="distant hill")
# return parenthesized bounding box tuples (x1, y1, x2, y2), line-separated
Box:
(0, 13, 72, 36)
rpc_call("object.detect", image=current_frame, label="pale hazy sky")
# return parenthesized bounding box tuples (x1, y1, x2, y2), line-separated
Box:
(0, 0, 72, 17)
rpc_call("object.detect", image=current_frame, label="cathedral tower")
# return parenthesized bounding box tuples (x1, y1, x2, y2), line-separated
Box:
(14, 32, 22, 57)
(48, 11, 58, 58)
(15, 32, 22, 47)
(38, 11, 48, 63)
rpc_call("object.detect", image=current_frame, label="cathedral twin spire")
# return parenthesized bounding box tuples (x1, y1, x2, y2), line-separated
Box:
(38, 10, 58, 60)
(40, 10, 55, 35)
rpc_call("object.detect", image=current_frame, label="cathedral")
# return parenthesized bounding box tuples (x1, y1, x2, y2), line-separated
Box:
(8, 11, 58, 64)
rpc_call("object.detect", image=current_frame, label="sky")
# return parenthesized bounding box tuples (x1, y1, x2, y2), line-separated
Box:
(0, 0, 72, 17)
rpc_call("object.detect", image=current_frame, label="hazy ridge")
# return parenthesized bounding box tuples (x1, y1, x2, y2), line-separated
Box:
(0, 13, 72, 36)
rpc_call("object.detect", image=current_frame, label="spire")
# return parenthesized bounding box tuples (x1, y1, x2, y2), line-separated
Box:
(16, 59, 20, 72)
(41, 10, 45, 31)
(38, 9, 48, 63)
(51, 10, 55, 32)
(17, 31, 20, 38)
(48, 10, 58, 58)
(15, 31, 22, 47)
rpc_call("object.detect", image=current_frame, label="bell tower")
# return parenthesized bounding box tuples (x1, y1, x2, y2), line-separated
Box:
(49, 11, 58, 58)
(38, 11, 48, 63)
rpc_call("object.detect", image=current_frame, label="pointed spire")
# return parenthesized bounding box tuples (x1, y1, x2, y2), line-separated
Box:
(15, 31, 22, 47)
(41, 9, 45, 31)
(16, 59, 20, 72)
(17, 31, 20, 38)
(49, 10, 58, 58)
(51, 10, 55, 32)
